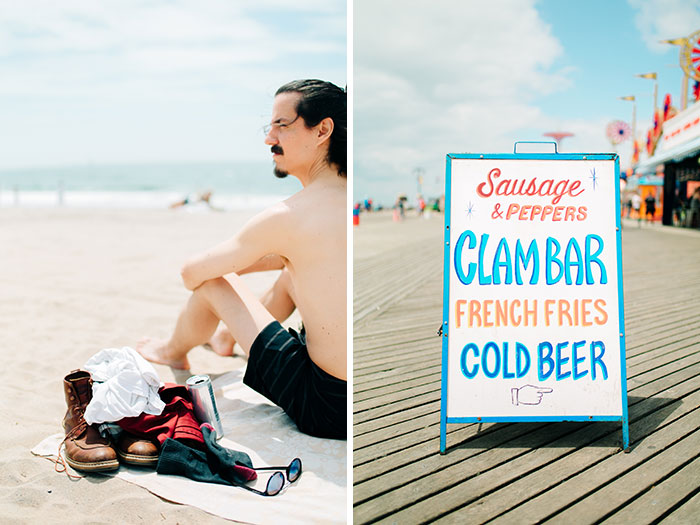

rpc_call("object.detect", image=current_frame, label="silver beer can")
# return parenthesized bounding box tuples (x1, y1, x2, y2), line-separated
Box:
(186, 374, 224, 439)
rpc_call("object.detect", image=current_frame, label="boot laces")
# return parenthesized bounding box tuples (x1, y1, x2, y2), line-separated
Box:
(54, 376, 92, 478)
(54, 418, 87, 480)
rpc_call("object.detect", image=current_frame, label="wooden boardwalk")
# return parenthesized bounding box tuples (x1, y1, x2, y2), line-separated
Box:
(353, 213, 700, 524)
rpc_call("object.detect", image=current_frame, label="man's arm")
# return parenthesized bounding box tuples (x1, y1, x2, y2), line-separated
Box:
(180, 204, 291, 290)
(237, 254, 286, 275)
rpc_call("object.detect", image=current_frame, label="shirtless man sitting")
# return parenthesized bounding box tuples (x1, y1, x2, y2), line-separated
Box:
(137, 79, 347, 440)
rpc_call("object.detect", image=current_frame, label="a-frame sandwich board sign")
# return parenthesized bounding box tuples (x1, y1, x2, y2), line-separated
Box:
(440, 143, 628, 454)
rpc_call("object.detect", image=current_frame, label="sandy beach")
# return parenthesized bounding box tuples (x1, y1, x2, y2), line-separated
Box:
(0, 206, 303, 524)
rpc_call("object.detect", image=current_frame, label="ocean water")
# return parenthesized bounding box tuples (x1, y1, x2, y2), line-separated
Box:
(0, 162, 300, 209)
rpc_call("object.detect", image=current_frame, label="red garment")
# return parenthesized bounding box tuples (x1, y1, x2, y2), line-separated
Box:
(118, 383, 205, 450)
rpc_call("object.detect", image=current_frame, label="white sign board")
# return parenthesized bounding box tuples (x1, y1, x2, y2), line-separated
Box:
(440, 151, 628, 453)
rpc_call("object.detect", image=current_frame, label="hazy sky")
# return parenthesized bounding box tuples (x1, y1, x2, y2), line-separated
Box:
(354, 0, 700, 205)
(0, 0, 346, 169)
(5, 1, 700, 203)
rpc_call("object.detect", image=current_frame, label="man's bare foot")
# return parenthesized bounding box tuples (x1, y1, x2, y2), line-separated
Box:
(206, 326, 236, 357)
(136, 337, 190, 370)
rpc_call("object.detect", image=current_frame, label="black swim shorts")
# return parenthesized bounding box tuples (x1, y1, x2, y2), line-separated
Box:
(243, 321, 347, 440)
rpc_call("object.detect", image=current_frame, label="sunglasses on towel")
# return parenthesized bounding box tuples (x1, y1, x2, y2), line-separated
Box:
(237, 457, 302, 497)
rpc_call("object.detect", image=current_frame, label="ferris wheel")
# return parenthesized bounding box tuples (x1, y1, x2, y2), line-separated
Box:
(681, 29, 700, 82)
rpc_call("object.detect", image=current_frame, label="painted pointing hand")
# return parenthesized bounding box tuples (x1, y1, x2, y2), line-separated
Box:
(511, 384, 553, 406)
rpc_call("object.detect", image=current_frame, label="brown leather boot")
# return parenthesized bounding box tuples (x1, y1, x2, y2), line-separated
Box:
(62, 370, 119, 472)
(116, 432, 159, 467)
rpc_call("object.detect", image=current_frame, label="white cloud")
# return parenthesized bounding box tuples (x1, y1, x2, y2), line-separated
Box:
(628, 0, 700, 52)
(0, 1, 344, 94)
(354, 0, 571, 203)
(0, 0, 345, 167)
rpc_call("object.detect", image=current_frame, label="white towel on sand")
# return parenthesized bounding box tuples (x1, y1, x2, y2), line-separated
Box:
(83, 346, 165, 424)
(33, 369, 346, 524)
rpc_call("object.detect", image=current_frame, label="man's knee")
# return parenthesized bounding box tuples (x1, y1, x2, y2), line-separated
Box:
(195, 277, 232, 299)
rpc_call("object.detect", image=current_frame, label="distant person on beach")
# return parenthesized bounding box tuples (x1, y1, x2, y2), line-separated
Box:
(169, 190, 222, 211)
(137, 79, 347, 439)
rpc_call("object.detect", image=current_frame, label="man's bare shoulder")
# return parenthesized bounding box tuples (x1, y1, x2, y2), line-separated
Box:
(282, 176, 346, 216)
(245, 200, 291, 228)
(230, 201, 296, 257)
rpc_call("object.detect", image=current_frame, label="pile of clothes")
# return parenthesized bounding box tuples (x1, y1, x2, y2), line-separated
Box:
(59, 347, 257, 488)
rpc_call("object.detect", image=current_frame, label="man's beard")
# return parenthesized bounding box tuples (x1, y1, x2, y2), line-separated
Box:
(271, 145, 288, 178)
(274, 167, 289, 179)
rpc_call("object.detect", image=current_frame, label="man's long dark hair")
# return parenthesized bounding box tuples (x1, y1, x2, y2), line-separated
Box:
(276, 79, 347, 177)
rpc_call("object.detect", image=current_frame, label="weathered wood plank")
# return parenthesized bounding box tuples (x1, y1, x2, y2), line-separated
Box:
(542, 428, 700, 524)
(354, 347, 700, 446)
(353, 215, 700, 524)
(438, 397, 700, 524)
(603, 455, 700, 524)
(355, 378, 700, 519)
(354, 356, 700, 480)
(353, 389, 440, 427)
(661, 490, 700, 524)
(353, 404, 440, 439)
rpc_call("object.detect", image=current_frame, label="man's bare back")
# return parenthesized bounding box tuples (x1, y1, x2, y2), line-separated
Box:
(278, 175, 346, 379)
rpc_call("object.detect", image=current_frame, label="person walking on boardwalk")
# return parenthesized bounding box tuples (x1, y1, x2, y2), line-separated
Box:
(644, 192, 656, 223)
(631, 191, 642, 226)
(688, 188, 700, 228)
(136, 79, 347, 440)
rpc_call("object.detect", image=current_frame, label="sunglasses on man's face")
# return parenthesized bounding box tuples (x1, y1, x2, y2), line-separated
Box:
(236, 457, 302, 497)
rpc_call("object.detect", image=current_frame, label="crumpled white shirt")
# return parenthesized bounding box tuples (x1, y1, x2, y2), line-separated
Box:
(83, 346, 165, 424)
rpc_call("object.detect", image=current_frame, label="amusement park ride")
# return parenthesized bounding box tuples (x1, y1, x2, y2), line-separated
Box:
(664, 29, 700, 110)
(542, 131, 574, 150)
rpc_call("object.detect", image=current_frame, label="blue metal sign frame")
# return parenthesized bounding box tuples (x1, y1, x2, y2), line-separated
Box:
(440, 146, 628, 454)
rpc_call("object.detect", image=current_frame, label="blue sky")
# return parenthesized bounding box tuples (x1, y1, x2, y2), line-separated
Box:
(354, 0, 700, 206)
(0, 0, 346, 169)
(4, 0, 700, 203)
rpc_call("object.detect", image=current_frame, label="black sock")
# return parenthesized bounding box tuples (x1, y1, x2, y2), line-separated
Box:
(156, 429, 255, 485)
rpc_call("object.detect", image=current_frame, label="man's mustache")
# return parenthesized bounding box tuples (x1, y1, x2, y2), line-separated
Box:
(271, 145, 284, 155)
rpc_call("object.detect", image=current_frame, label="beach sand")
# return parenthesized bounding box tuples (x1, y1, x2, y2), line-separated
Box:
(0, 207, 300, 524)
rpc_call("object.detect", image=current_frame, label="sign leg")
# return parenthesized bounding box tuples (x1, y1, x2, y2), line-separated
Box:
(622, 417, 630, 451)
(440, 420, 446, 454)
